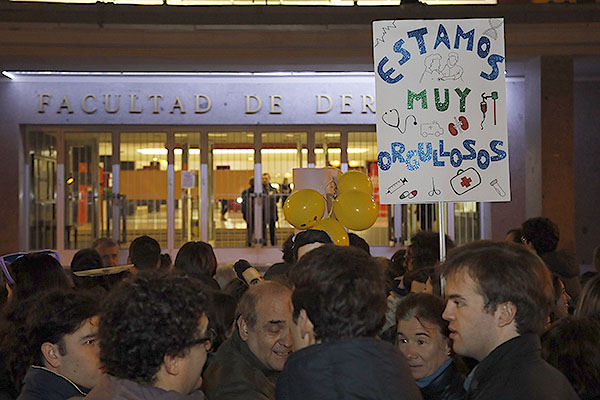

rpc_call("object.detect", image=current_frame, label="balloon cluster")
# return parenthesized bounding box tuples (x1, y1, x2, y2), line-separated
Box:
(282, 171, 378, 246)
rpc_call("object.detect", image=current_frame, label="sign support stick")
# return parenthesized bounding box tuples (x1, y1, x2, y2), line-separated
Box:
(438, 201, 447, 262)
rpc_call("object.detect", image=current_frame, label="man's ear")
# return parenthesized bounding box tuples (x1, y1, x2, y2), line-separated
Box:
(41, 342, 61, 369)
(497, 302, 517, 328)
(237, 316, 249, 341)
(163, 354, 180, 376)
(297, 309, 315, 340)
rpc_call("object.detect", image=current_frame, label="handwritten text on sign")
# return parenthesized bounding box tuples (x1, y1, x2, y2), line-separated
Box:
(373, 19, 510, 204)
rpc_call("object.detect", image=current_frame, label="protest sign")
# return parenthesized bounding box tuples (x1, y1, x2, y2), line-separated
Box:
(373, 18, 510, 204)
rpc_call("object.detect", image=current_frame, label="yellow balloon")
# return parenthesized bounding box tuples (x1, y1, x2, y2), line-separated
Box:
(313, 217, 349, 246)
(283, 189, 325, 229)
(333, 190, 378, 231)
(338, 171, 373, 195)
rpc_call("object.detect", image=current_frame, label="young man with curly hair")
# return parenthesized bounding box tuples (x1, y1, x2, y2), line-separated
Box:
(85, 273, 211, 400)
(275, 245, 422, 400)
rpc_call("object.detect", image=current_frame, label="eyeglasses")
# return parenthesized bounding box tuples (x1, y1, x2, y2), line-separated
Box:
(0, 250, 60, 285)
(187, 328, 216, 352)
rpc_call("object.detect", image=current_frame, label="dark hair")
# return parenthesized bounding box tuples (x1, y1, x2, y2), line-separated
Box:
(506, 228, 522, 244)
(292, 229, 333, 262)
(98, 273, 208, 384)
(206, 292, 237, 351)
(441, 241, 554, 335)
(159, 253, 173, 271)
(396, 293, 450, 338)
(348, 233, 370, 255)
(541, 317, 600, 399)
(174, 241, 217, 279)
(288, 245, 387, 342)
(70, 248, 131, 294)
(409, 231, 455, 270)
(521, 217, 559, 255)
(8, 253, 71, 302)
(92, 237, 118, 250)
(576, 275, 600, 322)
(129, 235, 161, 271)
(281, 234, 295, 264)
(235, 281, 291, 330)
(223, 278, 249, 303)
(9, 290, 100, 390)
(390, 249, 407, 278)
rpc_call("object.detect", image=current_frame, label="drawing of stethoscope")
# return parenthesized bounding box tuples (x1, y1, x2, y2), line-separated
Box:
(382, 109, 417, 134)
(428, 178, 441, 197)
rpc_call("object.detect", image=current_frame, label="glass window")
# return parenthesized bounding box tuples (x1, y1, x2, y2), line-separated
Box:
(119, 132, 168, 249)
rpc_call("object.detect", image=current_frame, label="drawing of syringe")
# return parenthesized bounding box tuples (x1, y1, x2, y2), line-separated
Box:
(386, 178, 408, 195)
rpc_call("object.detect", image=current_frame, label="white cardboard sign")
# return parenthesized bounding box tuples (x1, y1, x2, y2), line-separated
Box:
(373, 18, 510, 204)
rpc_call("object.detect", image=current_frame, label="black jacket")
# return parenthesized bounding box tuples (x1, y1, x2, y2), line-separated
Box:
(466, 333, 579, 400)
(276, 337, 422, 400)
(202, 330, 279, 400)
(16, 366, 89, 400)
(419, 361, 465, 400)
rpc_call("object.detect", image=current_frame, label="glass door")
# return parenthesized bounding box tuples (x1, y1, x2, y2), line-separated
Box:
(63, 133, 111, 249)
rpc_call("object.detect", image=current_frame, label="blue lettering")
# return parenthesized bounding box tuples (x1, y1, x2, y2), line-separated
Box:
(393, 39, 412, 66)
(490, 140, 507, 161)
(434, 24, 451, 50)
(433, 149, 445, 167)
(450, 148, 463, 168)
(407, 27, 429, 55)
(480, 54, 505, 81)
(378, 151, 392, 171)
(418, 142, 433, 162)
(462, 139, 477, 160)
(477, 149, 491, 169)
(406, 150, 420, 171)
(454, 25, 474, 51)
(377, 57, 403, 84)
(477, 36, 491, 59)
(438, 140, 450, 158)
(391, 142, 406, 163)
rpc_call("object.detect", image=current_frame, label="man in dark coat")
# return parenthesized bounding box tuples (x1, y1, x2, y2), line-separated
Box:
(16, 290, 102, 400)
(276, 245, 422, 400)
(241, 178, 255, 247)
(202, 281, 293, 400)
(441, 241, 579, 400)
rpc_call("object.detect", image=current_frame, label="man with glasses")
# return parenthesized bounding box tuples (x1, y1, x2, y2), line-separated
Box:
(85, 273, 212, 400)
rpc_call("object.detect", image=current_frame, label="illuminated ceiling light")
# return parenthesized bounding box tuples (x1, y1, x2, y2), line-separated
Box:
(348, 148, 368, 153)
(348, 160, 361, 167)
(137, 148, 167, 155)
(213, 149, 254, 155)
(330, 160, 341, 167)
(261, 149, 299, 154)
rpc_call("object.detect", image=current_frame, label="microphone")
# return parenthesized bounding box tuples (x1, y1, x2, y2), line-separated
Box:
(233, 259, 263, 286)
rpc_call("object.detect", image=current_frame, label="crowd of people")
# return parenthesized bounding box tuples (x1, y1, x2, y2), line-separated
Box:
(0, 216, 599, 400)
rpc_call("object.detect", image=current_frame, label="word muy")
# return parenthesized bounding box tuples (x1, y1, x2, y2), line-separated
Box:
(377, 139, 507, 172)
(377, 23, 505, 83)
(405, 87, 471, 112)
